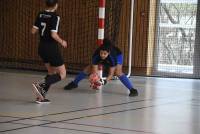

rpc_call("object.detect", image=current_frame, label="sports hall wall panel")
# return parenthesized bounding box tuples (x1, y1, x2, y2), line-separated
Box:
(0, 0, 149, 75)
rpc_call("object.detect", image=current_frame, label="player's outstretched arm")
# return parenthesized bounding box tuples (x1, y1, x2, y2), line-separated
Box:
(91, 65, 98, 74)
(51, 32, 67, 48)
(107, 67, 115, 81)
(31, 27, 38, 34)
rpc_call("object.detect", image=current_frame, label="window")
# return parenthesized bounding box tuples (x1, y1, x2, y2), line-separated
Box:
(154, 0, 198, 77)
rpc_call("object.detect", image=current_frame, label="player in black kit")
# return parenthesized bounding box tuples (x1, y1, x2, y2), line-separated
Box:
(31, 0, 67, 103)
(64, 38, 138, 97)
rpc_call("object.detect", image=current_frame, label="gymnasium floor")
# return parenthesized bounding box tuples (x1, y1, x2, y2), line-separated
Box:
(0, 69, 200, 134)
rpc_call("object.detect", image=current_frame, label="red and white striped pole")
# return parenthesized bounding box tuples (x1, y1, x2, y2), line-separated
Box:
(98, 0, 106, 46)
(98, 0, 106, 80)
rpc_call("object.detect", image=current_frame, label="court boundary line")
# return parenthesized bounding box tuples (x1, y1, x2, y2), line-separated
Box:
(5, 121, 154, 134)
(52, 122, 154, 133)
(0, 98, 155, 124)
(0, 95, 184, 124)
(0, 100, 187, 133)
(41, 125, 112, 134)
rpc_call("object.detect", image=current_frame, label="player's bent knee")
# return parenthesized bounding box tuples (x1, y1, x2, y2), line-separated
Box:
(116, 72, 123, 77)
(59, 69, 66, 79)
(60, 73, 66, 79)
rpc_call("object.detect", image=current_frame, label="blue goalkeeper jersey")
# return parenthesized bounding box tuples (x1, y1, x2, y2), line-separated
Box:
(92, 46, 122, 67)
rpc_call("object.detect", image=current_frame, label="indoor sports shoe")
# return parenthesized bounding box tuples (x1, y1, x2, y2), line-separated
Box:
(129, 88, 138, 97)
(35, 99, 51, 104)
(32, 82, 47, 100)
(64, 81, 78, 90)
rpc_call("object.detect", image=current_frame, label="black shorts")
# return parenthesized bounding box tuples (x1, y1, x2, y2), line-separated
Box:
(38, 42, 64, 67)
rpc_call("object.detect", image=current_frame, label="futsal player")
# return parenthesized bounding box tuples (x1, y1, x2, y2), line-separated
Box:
(31, 0, 67, 103)
(64, 38, 138, 97)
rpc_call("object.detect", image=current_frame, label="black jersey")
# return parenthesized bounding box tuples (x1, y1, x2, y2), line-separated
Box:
(92, 46, 122, 67)
(34, 10, 60, 43)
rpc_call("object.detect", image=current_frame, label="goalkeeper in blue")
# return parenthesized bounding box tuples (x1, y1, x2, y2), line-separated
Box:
(64, 38, 138, 97)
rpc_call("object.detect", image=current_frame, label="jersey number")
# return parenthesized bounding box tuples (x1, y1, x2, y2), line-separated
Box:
(41, 22, 46, 36)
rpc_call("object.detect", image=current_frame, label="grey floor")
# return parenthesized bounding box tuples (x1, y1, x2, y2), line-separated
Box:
(0, 69, 200, 134)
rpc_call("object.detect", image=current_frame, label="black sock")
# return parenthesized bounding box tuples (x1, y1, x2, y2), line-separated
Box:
(45, 74, 61, 86)
(45, 74, 50, 79)
(44, 75, 50, 91)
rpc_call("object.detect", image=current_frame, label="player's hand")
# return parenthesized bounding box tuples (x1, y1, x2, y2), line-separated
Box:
(100, 79, 107, 85)
(61, 40, 67, 48)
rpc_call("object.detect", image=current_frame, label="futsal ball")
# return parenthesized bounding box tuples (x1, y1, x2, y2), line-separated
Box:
(89, 73, 102, 90)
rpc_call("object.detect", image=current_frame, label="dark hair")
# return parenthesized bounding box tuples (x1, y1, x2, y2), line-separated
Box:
(103, 38, 112, 47)
(46, 0, 58, 7)
(99, 38, 112, 52)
